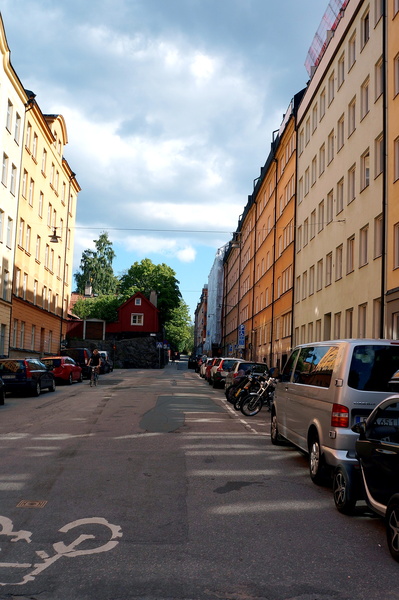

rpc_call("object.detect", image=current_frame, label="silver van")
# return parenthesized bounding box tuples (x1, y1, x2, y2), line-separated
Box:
(271, 339, 399, 484)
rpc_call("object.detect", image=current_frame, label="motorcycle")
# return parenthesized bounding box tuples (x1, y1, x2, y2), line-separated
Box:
(226, 369, 265, 410)
(239, 374, 277, 416)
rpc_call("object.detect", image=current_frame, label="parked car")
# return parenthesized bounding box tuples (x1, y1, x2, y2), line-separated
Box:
(98, 351, 113, 374)
(209, 357, 240, 388)
(188, 354, 198, 369)
(224, 361, 268, 394)
(41, 356, 82, 385)
(271, 339, 399, 485)
(204, 358, 219, 382)
(60, 348, 91, 379)
(332, 395, 399, 561)
(200, 358, 213, 378)
(0, 358, 56, 396)
(0, 377, 5, 405)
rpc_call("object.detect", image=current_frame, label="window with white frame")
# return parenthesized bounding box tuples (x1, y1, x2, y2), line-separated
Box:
(328, 72, 335, 105)
(346, 308, 353, 338)
(305, 118, 310, 145)
(309, 265, 315, 296)
(359, 225, 369, 267)
(375, 134, 384, 177)
(358, 304, 367, 338)
(337, 178, 344, 214)
(348, 164, 356, 203)
(327, 190, 334, 224)
(336, 244, 343, 280)
(22, 275, 27, 301)
(361, 10, 370, 48)
(318, 200, 324, 233)
(28, 178, 34, 206)
(303, 218, 309, 246)
(395, 0, 399, 15)
(10, 164, 17, 195)
(394, 222, 399, 269)
(135, 298, 142, 305)
(302, 271, 307, 300)
(35, 235, 41, 261)
(320, 88, 326, 120)
(131, 313, 144, 325)
(12, 319, 17, 347)
(361, 150, 370, 190)
(311, 156, 317, 186)
(360, 77, 370, 119)
(334, 312, 341, 339)
(14, 268, 21, 296)
(310, 210, 316, 239)
(0, 210, 3, 243)
(6, 217, 12, 247)
(375, 57, 383, 99)
(374, 0, 383, 22)
(41, 149, 47, 174)
(395, 54, 399, 96)
(31, 324, 36, 351)
(25, 225, 31, 253)
(2, 270, 9, 301)
(394, 137, 399, 181)
(39, 191, 43, 217)
(18, 219, 24, 247)
(14, 113, 21, 144)
(348, 97, 356, 136)
(326, 253, 333, 286)
(25, 122, 32, 150)
(374, 214, 383, 258)
(316, 259, 323, 291)
(32, 133, 38, 160)
(327, 130, 334, 164)
(312, 104, 318, 132)
(319, 143, 325, 175)
(337, 114, 345, 151)
(304, 168, 310, 195)
(347, 235, 355, 274)
(2, 153, 8, 186)
(338, 53, 345, 88)
(6, 100, 13, 131)
(348, 32, 356, 69)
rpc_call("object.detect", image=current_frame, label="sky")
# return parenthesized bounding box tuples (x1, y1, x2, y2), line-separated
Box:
(1, 0, 327, 319)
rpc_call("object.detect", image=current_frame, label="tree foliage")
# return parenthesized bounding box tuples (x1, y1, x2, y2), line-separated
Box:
(72, 295, 120, 322)
(164, 301, 193, 354)
(119, 258, 181, 324)
(74, 232, 118, 296)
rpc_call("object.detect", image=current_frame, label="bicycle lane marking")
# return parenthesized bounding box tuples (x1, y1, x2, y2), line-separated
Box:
(0, 515, 122, 586)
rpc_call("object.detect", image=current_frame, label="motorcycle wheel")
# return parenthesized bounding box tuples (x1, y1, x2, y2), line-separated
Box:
(241, 395, 262, 416)
(234, 392, 245, 411)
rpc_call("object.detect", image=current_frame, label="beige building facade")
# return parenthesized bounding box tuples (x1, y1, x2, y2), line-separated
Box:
(295, 0, 385, 343)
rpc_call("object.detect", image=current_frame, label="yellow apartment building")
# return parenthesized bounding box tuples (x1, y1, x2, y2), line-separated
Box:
(11, 96, 80, 358)
(0, 15, 26, 356)
(295, 0, 384, 343)
(386, 0, 399, 336)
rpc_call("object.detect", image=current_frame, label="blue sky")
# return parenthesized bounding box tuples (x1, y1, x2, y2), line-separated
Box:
(1, 0, 326, 318)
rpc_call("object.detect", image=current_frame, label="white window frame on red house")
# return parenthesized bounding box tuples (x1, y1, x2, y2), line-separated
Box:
(135, 298, 142, 305)
(131, 313, 144, 325)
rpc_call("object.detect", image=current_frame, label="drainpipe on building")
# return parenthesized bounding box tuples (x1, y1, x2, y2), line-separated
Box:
(380, 0, 387, 338)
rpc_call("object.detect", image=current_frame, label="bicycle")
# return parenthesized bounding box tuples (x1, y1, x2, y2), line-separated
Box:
(89, 366, 99, 387)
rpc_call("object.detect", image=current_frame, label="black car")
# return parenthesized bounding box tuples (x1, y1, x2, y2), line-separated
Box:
(0, 358, 56, 396)
(0, 377, 5, 405)
(333, 395, 399, 561)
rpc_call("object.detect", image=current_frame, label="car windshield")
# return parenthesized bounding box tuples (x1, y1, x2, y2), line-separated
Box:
(348, 345, 399, 391)
(0, 360, 24, 373)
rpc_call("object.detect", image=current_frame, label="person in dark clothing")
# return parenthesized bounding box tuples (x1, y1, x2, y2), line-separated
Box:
(88, 349, 102, 373)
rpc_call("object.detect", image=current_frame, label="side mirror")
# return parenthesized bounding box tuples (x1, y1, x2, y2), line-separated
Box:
(352, 421, 366, 440)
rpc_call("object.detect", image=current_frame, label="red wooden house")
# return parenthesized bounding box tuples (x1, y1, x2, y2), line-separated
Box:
(105, 292, 160, 338)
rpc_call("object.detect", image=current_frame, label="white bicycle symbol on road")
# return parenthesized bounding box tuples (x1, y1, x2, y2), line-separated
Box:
(0, 515, 122, 585)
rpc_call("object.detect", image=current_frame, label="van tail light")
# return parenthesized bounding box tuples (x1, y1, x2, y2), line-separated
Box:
(24, 363, 32, 377)
(331, 404, 349, 428)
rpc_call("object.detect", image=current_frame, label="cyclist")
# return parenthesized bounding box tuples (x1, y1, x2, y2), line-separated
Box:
(88, 349, 102, 386)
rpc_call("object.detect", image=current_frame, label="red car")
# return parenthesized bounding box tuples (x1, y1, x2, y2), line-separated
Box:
(41, 356, 83, 385)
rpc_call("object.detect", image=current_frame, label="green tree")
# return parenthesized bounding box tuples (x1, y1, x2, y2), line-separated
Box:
(72, 295, 120, 322)
(119, 258, 181, 323)
(164, 301, 193, 353)
(74, 232, 118, 296)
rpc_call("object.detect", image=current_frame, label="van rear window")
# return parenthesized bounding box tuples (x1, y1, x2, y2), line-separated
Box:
(294, 345, 338, 388)
(348, 345, 399, 391)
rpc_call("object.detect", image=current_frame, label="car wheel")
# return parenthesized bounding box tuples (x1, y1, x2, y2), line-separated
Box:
(387, 498, 399, 562)
(78, 373, 83, 383)
(212, 379, 219, 389)
(68, 373, 73, 385)
(49, 378, 56, 392)
(32, 382, 41, 397)
(309, 433, 326, 485)
(333, 466, 357, 514)
(270, 410, 284, 445)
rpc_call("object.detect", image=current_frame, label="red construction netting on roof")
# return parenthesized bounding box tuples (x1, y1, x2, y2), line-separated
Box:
(305, 0, 350, 77)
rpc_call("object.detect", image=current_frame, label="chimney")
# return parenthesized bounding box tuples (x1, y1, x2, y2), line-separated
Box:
(149, 290, 157, 307)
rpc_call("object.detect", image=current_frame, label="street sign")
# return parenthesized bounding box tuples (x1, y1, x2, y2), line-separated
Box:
(238, 324, 245, 348)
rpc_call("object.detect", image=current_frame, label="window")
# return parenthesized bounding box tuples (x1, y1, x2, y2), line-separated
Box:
(395, 0, 399, 15)
(39, 192, 43, 217)
(22, 274, 27, 300)
(316, 260, 323, 291)
(35, 235, 41, 261)
(348, 97, 356, 136)
(361, 10, 370, 48)
(309, 265, 315, 296)
(348, 164, 356, 203)
(298, 129, 304, 155)
(14, 113, 21, 144)
(10, 164, 17, 195)
(28, 178, 34, 206)
(311, 156, 317, 186)
(302, 272, 307, 300)
(2, 270, 9, 301)
(44, 244, 49, 268)
(6, 217, 13, 247)
(312, 104, 318, 132)
(336, 245, 343, 280)
(298, 177, 303, 204)
(334, 312, 341, 339)
(358, 304, 367, 338)
(348, 32, 356, 69)
(318, 201, 324, 232)
(327, 130, 334, 164)
(131, 313, 144, 326)
(345, 308, 353, 338)
(361, 150, 370, 190)
(360, 77, 370, 119)
(32, 133, 38, 160)
(374, 214, 383, 258)
(374, 0, 383, 22)
(310, 210, 316, 239)
(327, 190, 334, 224)
(0, 210, 3, 242)
(25, 122, 32, 150)
(347, 236, 355, 274)
(395, 54, 399, 96)
(14, 268, 21, 296)
(47, 203, 52, 227)
(328, 72, 335, 105)
(18, 219, 24, 247)
(375, 134, 384, 177)
(2, 153, 8, 186)
(305, 118, 310, 145)
(33, 280, 38, 305)
(31, 325, 36, 351)
(375, 57, 383, 99)
(304, 168, 310, 196)
(337, 114, 345, 151)
(359, 225, 369, 267)
(337, 178, 344, 214)
(319, 143, 325, 175)
(338, 53, 345, 88)
(326, 253, 332, 286)
(41, 149, 47, 174)
(304, 218, 309, 246)
(25, 225, 31, 253)
(320, 88, 326, 120)
(6, 100, 13, 131)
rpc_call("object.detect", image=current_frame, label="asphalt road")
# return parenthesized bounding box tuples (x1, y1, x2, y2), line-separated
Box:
(0, 360, 397, 600)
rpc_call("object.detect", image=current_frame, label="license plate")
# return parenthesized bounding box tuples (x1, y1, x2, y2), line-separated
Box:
(1, 374, 15, 379)
(355, 415, 398, 426)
